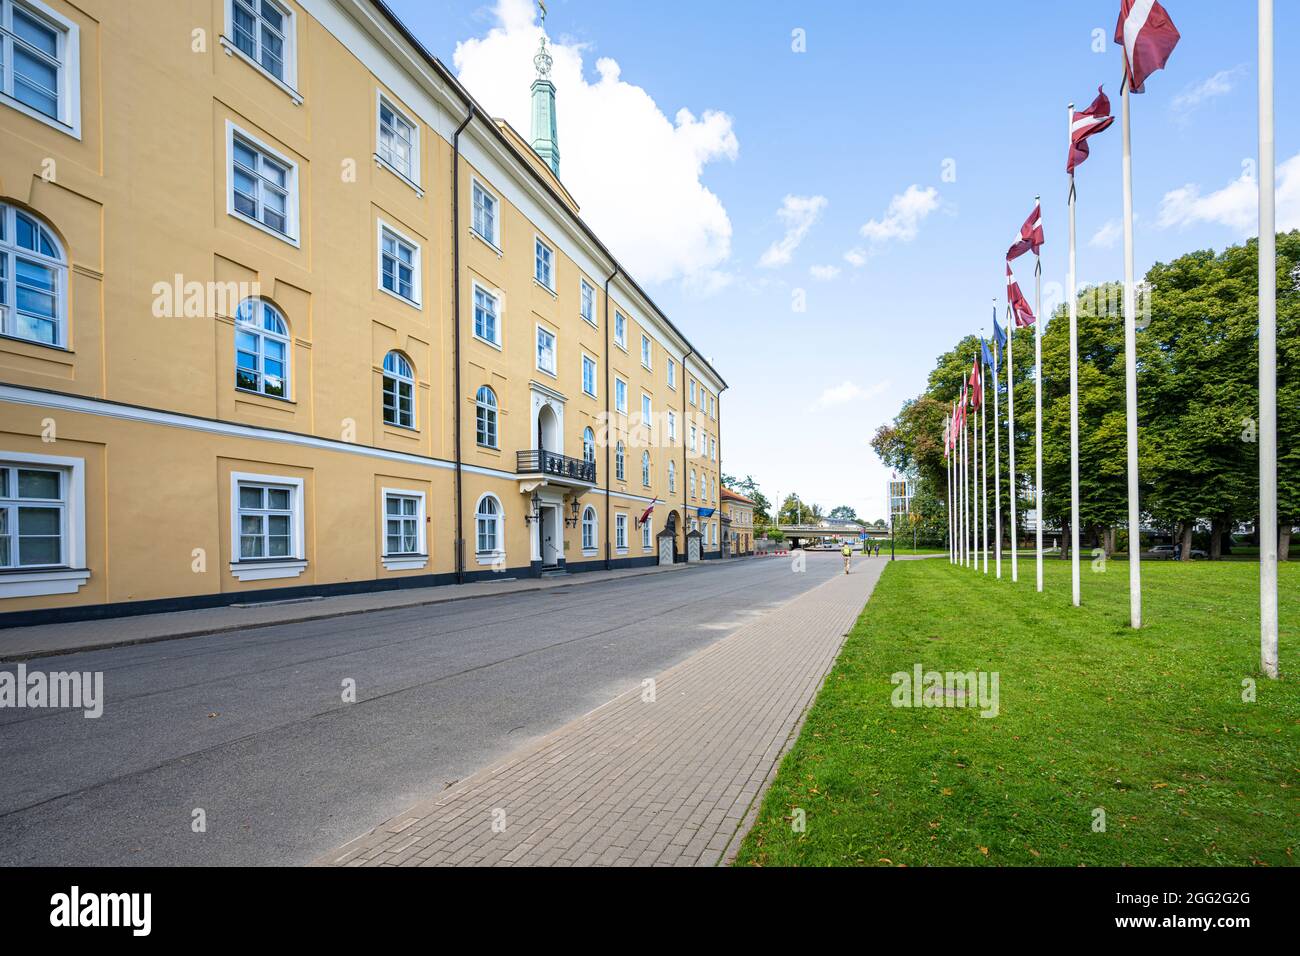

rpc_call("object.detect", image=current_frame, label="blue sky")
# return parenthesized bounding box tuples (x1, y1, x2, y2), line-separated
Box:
(387, 0, 1296, 521)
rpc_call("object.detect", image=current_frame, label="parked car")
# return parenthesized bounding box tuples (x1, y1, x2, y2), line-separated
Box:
(1149, 544, 1207, 559)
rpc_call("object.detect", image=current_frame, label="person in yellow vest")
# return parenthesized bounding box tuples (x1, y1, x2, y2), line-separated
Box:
(841, 543, 852, 574)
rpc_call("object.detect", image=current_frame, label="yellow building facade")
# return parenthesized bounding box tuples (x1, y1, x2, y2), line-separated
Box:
(0, 0, 726, 625)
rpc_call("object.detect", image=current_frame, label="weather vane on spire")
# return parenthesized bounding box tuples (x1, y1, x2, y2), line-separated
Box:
(533, 0, 552, 79)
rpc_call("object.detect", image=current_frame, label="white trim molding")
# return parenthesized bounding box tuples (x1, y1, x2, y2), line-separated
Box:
(0, 449, 88, 598)
(229, 470, 306, 581)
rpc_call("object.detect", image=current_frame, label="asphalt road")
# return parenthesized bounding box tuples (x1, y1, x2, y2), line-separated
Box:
(0, 552, 851, 865)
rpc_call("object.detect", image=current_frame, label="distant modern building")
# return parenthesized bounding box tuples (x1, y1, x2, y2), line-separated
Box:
(0, 0, 726, 625)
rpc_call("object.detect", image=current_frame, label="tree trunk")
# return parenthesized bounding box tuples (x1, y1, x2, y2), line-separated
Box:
(1059, 518, 1070, 559)
(1281, 523, 1292, 562)
(1105, 526, 1117, 556)
(1209, 517, 1223, 561)
(1178, 521, 1194, 561)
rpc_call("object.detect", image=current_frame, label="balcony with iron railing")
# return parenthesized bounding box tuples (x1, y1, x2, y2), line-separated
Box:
(516, 448, 597, 486)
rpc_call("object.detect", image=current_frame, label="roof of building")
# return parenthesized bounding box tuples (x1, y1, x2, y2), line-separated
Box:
(721, 488, 756, 506)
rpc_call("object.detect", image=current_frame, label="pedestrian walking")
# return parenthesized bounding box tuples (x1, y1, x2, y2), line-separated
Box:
(841, 543, 852, 574)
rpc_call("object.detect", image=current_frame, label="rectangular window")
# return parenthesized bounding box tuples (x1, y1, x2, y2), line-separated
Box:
(640, 334, 652, 369)
(0, 462, 64, 567)
(582, 354, 597, 397)
(689, 380, 697, 405)
(1, 0, 80, 137)
(580, 279, 595, 325)
(473, 284, 500, 346)
(710, 436, 716, 460)
(708, 394, 715, 418)
(534, 237, 554, 290)
(383, 492, 421, 556)
(377, 94, 418, 185)
(615, 514, 627, 551)
(615, 377, 627, 414)
(230, 0, 292, 84)
(641, 394, 652, 424)
(667, 411, 676, 441)
(472, 181, 499, 247)
(379, 223, 420, 306)
(536, 326, 557, 375)
(642, 518, 652, 550)
(236, 480, 295, 559)
(667, 358, 676, 389)
(614, 312, 626, 349)
(228, 124, 298, 243)
(690, 425, 697, 454)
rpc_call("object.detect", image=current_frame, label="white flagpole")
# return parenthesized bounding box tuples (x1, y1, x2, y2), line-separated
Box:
(1007, 302, 1018, 582)
(970, 380, 977, 570)
(1068, 107, 1082, 607)
(948, 415, 955, 564)
(962, 400, 969, 567)
(1121, 76, 1142, 628)
(1259, 0, 1278, 678)
(981, 363, 988, 573)
(1034, 203, 1044, 594)
(993, 301, 1003, 579)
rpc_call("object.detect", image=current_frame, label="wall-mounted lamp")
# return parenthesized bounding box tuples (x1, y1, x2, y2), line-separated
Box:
(524, 491, 543, 525)
(565, 497, 581, 528)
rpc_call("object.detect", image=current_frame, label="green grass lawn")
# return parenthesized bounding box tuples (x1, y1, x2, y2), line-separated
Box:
(734, 559, 1299, 867)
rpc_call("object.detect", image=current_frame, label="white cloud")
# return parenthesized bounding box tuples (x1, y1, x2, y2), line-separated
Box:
(809, 264, 840, 281)
(1090, 219, 1122, 248)
(810, 379, 890, 410)
(859, 185, 940, 244)
(758, 195, 827, 268)
(1171, 67, 1244, 115)
(843, 247, 868, 268)
(1158, 153, 1300, 235)
(452, 0, 738, 285)
(680, 269, 735, 298)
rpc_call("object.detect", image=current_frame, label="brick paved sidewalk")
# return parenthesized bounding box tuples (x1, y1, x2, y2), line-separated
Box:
(319, 557, 892, 867)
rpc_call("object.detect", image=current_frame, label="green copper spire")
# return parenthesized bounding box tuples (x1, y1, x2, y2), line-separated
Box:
(530, 32, 560, 178)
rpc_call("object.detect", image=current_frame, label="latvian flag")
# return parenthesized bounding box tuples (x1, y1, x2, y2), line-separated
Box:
(640, 499, 657, 525)
(1067, 86, 1115, 174)
(1006, 265, 1036, 328)
(1115, 0, 1180, 93)
(969, 357, 982, 409)
(1006, 200, 1044, 262)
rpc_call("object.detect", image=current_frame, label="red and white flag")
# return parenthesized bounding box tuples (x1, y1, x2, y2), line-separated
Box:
(969, 358, 982, 409)
(640, 499, 657, 525)
(1006, 200, 1045, 261)
(1115, 0, 1180, 93)
(1006, 265, 1036, 328)
(1067, 86, 1115, 174)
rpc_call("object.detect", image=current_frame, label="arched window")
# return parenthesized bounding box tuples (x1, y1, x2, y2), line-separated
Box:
(475, 494, 501, 554)
(235, 298, 290, 398)
(667, 460, 676, 493)
(475, 386, 498, 448)
(581, 505, 597, 551)
(641, 450, 651, 487)
(582, 426, 595, 464)
(0, 204, 66, 346)
(690, 470, 696, 499)
(382, 351, 415, 428)
(615, 440, 625, 481)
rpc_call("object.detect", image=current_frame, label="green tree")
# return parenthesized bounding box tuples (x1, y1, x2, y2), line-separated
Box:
(828, 505, 858, 521)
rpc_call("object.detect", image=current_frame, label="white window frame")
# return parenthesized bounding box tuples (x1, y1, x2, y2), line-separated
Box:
(642, 515, 653, 551)
(579, 278, 596, 326)
(613, 312, 627, 350)
(0, 202, 68, 348)
(535, 324, 557, 377)
(690, 470, 696, 499)
(689, 379, 697, 405)
(641, 393, 652, 426)
(226, 121, 300, 246)
(614, 376, 628, 415)
(667, 411, 676, 442)
(0, 0, 81, 138)
(221, 0, 301, 104)
(470, 178, 502, 252)
(667, 459, 676, 493)
(229, 471, 306, 581)
(690, 425, 697, 455)
(381, 351, 416, 429)
(582, 426, 596, 464)
(381, 487, 427, 570)
(615, 441, 625, 482)
(474, 493, 504, 565)
(0, 451, 88, 597)
(640, 334, 652, 370)
(666, 358, 676, 389)
(475, 385, 499, 449)
(375, 91, 420, 192)
(472, 281, 502, 349)
(581, 352, 597, 398)
(377, 220, 422, 308)
(234, 297, 292, 400)
(534, 235, 555, 293)
(581, 505, 597, 555)
(615, 512, 628, 553)
(641, 450, 651, 487)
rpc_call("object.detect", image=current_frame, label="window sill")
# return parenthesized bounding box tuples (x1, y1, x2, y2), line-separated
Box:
(0, 331, 70, 353)
(230, 208, 300, 248)
(615, 548, 629, 556)
(471, 333, 503, 352)
(382, 554, 428, 571)
(0, 567, 90, 599)
(229, 559, 307, 582)
(220, 35, 304, 105)
(581, 549, 597, 558)
(469, 228, 503, 258)
(536, 365, 557, 379)
(235, 387, 295, 405)
(533, 278, 558, 298)
(373, 154, 423, 197)
(475, 551, 505, 567)
(0, 90, 80, 140)
(379, 284, 422, 310)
